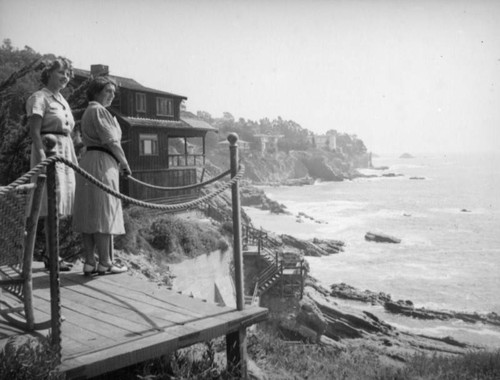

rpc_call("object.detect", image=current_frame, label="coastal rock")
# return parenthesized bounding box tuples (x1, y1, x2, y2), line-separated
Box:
(240, 186, 288, 214)
(330, 283, 391, 305)
(381, 173, 404, 178)
(329, 282, 500, 328)
(364, 232, 401, 244)
(262, 278, 475, 360)
(281, 234, 344, 256)
(400, 153, 414, 159)
(306, 284, 394, 339)
(296, 298, 328, 337)
(296, 212, 328, 225)
(312, 238, 344, 254)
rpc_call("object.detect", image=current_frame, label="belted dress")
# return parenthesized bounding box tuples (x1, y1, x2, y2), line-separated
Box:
(26, 88, 77, 216)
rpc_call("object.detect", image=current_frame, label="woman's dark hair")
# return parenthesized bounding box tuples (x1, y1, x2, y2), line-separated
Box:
(40, 57, 73, 85)
(86, 76, 117, 101)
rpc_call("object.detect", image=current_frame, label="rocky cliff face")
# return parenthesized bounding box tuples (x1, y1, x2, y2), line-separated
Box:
(207, 148, 372, 185)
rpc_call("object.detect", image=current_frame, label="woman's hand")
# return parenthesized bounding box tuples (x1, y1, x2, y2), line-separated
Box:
(28, 115, 46, 163)
(120, 163, 132, 177)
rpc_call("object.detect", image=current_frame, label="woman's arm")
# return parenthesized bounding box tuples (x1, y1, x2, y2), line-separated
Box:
(106, 141, 132, 177)
(28, 114, 45, 163)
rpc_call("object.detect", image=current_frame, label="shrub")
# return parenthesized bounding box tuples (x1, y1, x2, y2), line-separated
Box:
(148, 214, 228, 258)
(0, 336, 64, 380)
(114, 206, 156, 254)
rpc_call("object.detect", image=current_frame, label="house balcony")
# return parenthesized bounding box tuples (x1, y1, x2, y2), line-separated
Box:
(168, 153, 206, 168)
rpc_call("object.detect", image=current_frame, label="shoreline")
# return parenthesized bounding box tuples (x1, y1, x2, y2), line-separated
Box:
(242, 193, 500, 350)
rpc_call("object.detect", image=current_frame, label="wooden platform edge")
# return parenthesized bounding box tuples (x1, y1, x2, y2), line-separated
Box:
(59, 307, 268, 379)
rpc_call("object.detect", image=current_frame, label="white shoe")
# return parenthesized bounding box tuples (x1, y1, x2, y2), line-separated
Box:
(97, 263, 128, 275)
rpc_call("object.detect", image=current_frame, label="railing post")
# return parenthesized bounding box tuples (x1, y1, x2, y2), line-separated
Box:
(280, 260, 284, 298)
(226, 133, 248, 379)
(43, 135, 62, 357)
(300, 259, 304, 300)
(228, 133, 244, 310)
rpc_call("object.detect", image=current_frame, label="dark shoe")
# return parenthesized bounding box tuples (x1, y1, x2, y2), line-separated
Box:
(97, 263, 128, 275)
(43, 257, 73, 272)
(83, 263, 98, 277)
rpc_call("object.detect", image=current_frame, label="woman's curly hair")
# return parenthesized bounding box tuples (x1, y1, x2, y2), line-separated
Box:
(40, 57, 73, 85)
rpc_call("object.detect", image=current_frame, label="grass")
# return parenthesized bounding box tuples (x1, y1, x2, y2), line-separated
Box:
(246, 329, 500, 380)
(82, 329, 500, 379)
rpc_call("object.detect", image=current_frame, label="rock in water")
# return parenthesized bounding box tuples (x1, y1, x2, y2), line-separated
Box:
(364, 232, 401, 244)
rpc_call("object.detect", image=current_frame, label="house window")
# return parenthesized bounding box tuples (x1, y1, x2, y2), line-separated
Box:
(136, 93, 146, 113)
(156, 97, 173, 116)
(139, 134, 158, 156)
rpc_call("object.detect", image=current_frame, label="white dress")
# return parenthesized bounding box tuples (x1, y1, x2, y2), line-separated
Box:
(26, 88, 77, 216)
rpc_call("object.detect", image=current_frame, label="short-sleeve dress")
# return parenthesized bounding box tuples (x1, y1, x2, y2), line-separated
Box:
(72, 101, 125, 235)
(26, 88, 77, 216)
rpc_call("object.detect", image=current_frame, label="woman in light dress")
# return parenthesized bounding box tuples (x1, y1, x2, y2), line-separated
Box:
(26, 57, 78, 271)
(73, 76, 131, 275)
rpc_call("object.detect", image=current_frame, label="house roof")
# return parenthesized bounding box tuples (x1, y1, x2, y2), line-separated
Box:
(73, 68, 187, 99)
(119, 116, 217, 133)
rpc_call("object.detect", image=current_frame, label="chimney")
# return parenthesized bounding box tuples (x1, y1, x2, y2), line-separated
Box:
(90, 64, 109, 76)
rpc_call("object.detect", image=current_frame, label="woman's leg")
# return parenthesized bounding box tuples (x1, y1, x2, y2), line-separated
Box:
(95, 233, 127, 274)
(82, 233, 97, 275)
(82, 233, 96, 265)
(95, 233, 112, 267)
(43, 218, 72, 271)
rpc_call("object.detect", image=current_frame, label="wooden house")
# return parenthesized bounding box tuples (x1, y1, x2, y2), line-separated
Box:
(72, 65, 217, 202)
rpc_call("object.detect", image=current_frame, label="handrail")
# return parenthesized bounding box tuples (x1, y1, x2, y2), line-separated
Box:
(126, 167, 231, 191)
(251, 281, 259, 305)
(2, 133, 248, 369)
(3, 157, 245, 213)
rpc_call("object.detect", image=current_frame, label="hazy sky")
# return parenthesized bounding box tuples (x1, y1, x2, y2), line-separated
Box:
(1, 0, 499, 154)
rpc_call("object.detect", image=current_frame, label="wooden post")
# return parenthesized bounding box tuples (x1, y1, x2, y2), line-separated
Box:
(280, 260, 284, 298)
(43, 134, 62, 356)
(300, 259, 304, 300)
(226, 133, 248, 379)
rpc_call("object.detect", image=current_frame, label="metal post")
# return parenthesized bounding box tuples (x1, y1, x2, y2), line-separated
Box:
(43, 135, 62, 356)
(226, 133, 248, 379)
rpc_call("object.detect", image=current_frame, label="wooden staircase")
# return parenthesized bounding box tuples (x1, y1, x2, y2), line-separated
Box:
(243, 226, 288, 302)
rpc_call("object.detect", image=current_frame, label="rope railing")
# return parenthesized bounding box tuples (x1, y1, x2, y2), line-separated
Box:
(2, 156, 244, 213)
(126, 168, 231, 191)
(1, 132, 250, 374)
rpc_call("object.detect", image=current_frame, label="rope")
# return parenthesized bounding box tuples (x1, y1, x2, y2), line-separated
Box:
(1, 156, 244, 213)
(126, 168, 231, 191)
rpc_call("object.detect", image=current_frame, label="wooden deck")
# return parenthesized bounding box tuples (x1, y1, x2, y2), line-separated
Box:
(0, 262, 268, 379)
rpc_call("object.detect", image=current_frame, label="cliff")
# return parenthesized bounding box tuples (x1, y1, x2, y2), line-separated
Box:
(207, 147, 372, 185)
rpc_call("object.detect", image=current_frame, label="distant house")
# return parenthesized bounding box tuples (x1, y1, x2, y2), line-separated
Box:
(72, 64, 217, 202)
(254, 134, 283, 155)
(311, 133, 337, 151)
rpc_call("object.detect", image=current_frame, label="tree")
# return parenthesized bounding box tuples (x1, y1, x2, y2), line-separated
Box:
(0, 40, 45, 184)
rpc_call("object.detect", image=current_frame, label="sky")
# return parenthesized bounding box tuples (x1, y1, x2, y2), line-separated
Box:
(1, 0, 499, 154)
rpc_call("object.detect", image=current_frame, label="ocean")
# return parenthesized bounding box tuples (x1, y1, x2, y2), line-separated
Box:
(244, 152, 500, 348)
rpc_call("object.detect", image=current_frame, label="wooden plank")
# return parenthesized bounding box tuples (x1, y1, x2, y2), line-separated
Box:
(59, 307, 267, 379)
(70, 274, 233, 320)
(60, 276, 211, 324)
(60, 325, 195, 378)
(1, 261, 269, 380)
